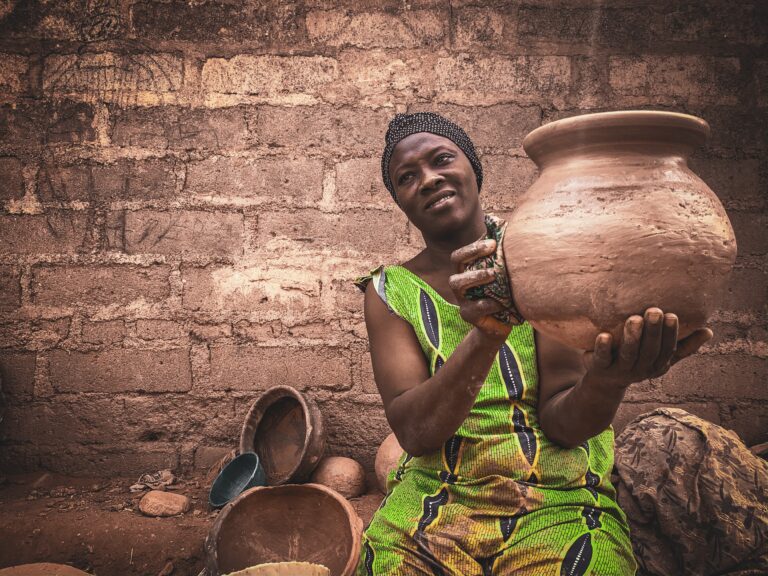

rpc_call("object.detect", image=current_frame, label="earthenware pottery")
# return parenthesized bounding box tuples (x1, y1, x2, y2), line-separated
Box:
(240, 386, 325, 485)
(209, 452, 267, 508)
(0, 565, 92, 576)
(500, 110, 737, 350)
(374, 433, 403, 493)
(310, 456, 366, 499)
(205, 484, 363, 576)
(224, 562, 330, 576)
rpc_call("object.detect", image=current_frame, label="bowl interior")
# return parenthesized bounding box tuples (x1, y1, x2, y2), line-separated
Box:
(252, 397, 307, 485)
(211, 453, 262, 507)
(214, 485, 355, 576)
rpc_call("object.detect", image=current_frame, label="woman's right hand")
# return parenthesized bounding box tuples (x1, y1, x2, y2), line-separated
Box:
(449, 238, 512, 342)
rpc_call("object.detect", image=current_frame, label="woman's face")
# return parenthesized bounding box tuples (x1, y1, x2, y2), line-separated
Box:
(389, 132, 481, 239)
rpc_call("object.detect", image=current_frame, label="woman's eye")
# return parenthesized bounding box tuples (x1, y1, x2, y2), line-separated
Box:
(398, 173, 413, 185)
(436, 153, 453, 164)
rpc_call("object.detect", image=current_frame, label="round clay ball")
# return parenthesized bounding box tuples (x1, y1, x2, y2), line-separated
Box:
(374, 433, 403, 493)
(309, 456, 366, 499)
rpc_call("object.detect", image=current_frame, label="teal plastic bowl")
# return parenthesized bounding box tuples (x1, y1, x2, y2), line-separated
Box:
(209, 452, 266, 509)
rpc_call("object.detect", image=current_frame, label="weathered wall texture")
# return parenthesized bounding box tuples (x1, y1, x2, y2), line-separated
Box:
(0, 0, 766, 476)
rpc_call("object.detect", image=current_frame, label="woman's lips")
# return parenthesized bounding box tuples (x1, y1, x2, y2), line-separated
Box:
(425, 191, 456, 211)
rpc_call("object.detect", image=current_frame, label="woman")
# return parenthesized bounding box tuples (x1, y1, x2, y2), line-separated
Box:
(355, 112, 715, 575)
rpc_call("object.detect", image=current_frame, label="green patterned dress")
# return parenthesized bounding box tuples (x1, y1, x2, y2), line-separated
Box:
(357, 265, 637, 575)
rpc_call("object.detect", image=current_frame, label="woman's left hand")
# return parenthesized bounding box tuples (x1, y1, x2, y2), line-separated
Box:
(449, 238, 512, 342)
(583, 307, 713, 390)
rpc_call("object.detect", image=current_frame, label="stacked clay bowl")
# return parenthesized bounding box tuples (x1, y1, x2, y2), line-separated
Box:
(205, 484, 363, 576)
(239, 386, 325, 485)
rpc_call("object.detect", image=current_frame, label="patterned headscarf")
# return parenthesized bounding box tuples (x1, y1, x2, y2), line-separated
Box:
(381, 112, 483, 203)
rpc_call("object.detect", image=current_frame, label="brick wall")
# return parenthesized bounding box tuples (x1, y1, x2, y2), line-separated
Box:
(0, 0, 765, 476)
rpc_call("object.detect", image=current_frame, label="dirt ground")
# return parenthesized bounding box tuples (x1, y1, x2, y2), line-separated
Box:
(0, 471, 384, 576)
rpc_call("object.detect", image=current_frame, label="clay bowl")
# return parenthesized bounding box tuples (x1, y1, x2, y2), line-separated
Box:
(240, 386, 326, 485)
(310, 456, 366, 499)
(209, 452, 267, 508)
(0, 565, 91, 576)
(205, 483, 363, 576)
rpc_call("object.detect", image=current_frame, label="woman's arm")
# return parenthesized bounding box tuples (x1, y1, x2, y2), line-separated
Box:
(365, 239, 510, 456)
(537, 309, 713, 448)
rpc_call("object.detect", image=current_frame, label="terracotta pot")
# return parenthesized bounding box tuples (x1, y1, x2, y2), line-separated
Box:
(374, 433, 403, 493)
(501, 110, 737, 350)
(310, 456, 366, 499)
(240, 386, 326, 485)
(205, 484, 363, 576)
(225, 562, 330, 576)
(0, 565, 91, 576)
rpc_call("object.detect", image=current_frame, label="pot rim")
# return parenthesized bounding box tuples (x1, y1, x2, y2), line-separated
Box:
(523, 110, 710, 167)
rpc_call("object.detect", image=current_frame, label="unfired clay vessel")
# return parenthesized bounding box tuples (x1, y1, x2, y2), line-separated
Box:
(502, 111, 737, 350)
(310, 456, 366, 499)
(374, 433, 403, 493)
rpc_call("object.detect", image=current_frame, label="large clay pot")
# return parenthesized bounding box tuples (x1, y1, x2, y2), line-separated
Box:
(501, 111, 737, 350)
(205, 484, 363, 576)
(374, 433, 403, 493)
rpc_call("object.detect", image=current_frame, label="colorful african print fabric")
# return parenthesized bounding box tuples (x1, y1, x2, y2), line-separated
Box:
(357, 265, 637, 575)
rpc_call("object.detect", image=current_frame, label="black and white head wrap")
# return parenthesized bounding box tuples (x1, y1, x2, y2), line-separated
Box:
(381, 112, 483, 203)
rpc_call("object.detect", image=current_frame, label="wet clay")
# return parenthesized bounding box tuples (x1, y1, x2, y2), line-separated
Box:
(504, 111, 737, 350)
(206, 484, 363, 576)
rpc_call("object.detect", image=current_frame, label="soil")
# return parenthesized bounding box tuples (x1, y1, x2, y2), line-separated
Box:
(0, 471, 384, 576)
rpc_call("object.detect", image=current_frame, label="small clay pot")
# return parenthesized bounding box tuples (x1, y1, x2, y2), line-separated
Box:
(310, 456, 366, 499)
(240, 386, 325, 485)
(225, 563, 330, 576)
(374, 433, 403, 493)
(499, 110, 737, 350)
(205, 484, 363, 576)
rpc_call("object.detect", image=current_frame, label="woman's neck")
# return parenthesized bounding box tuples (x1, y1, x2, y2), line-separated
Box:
(419, 212, 487, 272)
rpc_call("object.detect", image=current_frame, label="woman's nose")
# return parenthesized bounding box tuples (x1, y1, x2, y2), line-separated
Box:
(419, 170, 445, 192)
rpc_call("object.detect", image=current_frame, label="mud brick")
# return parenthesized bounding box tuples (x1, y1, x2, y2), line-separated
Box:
(407, 104, 541, 151)
(0, 54, 29, 96)
(335, 158, 391, 207)
(306, 9, 445, 49)
(2, 399, 116, 444)
(49, 348, 191, 393)
(319, 398, 390, 452)
(182, 265, 322, 324)
(43, 53, 183, 106)
(0, 351, 36, 398)
(613, 401, 720, 435)
(193, 446, 233, 470)
(250, 106, 390, 155)
(209, 344, 352, 391)
(126, 395, 238, 443)
(184, 156, 323, 201)
(651, 3, 768, 48)
(700, 107, 768, 158)
(81, 320, 126, 345)
(92, 158, 179, 201)
(481, 156, 537, 211)
(0, 319, 70, 349)
(39, 444, 180, 477)
(727, 212, 768, 255)
(0, 101, 42, 147)
(257, 208, 405, 254)
(608, 56, 740, 107)
(720, 268, 768, 312)
(434, 55, 571, 106)
(36, 162, 90, 202)
(661, 354, 767, 400)
(112, 106, 250, 151)
(757, 60, 768, 108)
(136, 319, 187, 341)
(108, 210, 244, 256)
(47, 100, 96, 144)
(690, 158, 762, 210)
(0, 212, 87, 254)
(722, 403, 768, 446)
(517, 6, 649, 48)
(32, 265, 171, 306)
(0, 0, 119, 41)
(452, 8, 509, 51)
(202, 55, 337, 105)
(355, 351, 377, 395)
(131, 0, 306, 46)
(0, 266, 21, 310)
